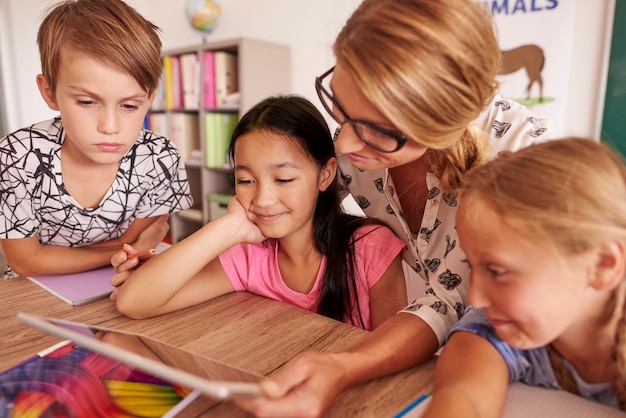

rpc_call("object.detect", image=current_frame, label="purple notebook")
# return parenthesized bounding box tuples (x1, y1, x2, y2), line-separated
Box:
(26, 242, 171, 305)
(27, 266, 115, 305)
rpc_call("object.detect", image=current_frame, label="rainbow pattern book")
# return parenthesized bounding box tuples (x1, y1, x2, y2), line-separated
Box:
(0, 312, 262, 417)
(0, 340, 196, 418)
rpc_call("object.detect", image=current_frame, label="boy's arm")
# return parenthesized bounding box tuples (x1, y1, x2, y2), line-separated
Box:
(1, 215, 168, 277)
(421, 331, 509, 418)
(91, 215, 169, 251)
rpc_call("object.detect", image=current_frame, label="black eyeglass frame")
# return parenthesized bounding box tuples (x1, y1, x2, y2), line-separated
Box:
(314, 66, 409, 153)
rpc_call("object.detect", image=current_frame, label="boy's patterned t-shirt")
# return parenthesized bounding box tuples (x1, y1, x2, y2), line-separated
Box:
(0, 118, 193, 277)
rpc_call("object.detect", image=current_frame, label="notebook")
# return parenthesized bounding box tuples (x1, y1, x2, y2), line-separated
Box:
(26, 242, 171, 305)
(395, 383, 625, 417)
(2, 312, 263, 417)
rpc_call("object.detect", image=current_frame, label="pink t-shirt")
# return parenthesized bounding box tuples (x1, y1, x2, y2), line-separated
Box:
(219, 224, 405, 330)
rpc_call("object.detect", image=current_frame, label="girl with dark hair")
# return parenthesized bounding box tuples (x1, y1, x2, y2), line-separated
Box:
(110, 95, 407, 331)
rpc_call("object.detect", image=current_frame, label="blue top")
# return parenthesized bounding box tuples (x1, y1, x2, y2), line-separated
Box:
(449, 308, 619, 409)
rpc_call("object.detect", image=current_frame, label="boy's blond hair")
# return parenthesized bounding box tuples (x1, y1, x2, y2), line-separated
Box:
(37, 0, 162, 96)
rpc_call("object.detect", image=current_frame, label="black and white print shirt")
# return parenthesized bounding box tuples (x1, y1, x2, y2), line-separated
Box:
(0, 118, 193, 277)
(337, 95, 556, 345)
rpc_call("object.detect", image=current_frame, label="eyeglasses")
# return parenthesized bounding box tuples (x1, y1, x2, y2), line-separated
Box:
(315, 66, 408, 153)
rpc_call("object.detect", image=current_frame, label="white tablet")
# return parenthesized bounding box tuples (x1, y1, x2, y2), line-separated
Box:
(15, 312, 263, 402)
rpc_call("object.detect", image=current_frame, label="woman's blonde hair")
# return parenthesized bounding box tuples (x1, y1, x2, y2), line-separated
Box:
(37, 0, 162, 96)
(460, 137, 626, 410)
(334, 0, 500, 191)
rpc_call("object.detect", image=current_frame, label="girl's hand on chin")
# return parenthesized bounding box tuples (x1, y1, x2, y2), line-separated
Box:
(226, 197, 266, 243)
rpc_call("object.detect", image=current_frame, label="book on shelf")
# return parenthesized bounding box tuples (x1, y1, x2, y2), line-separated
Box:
(208, 193, 233, 221)
(171, 55, 184, 109)
(146, 112, 169, 138)
(163, 56, 175, 110)
(27, 243, 171, 305)
(180, 53, 200, 110)
(205, 112, 238, 169)
(214, 51, 239, 109)
(163, 55, 184, 110)
(202, 51, 216, 109)
(169, 113, 200, 161)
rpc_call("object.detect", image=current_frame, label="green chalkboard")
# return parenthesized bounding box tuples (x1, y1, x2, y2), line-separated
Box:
(601, 2, 626, 156)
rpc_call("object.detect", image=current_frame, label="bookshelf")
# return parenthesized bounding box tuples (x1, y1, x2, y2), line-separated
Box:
(146, 38, 291, 243)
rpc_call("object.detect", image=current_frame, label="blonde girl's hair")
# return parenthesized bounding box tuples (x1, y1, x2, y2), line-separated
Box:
(37, 0, 162, 96)
(459, 137, 626, 410)
(334, 0, 500, 192)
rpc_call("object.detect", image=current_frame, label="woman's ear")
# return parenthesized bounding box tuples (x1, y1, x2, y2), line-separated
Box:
(319, 156, 338, 192)
(36, 74, 59, 111)
(589, 241, 626, 291)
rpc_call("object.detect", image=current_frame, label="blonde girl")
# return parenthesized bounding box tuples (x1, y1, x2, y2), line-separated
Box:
(424, 137, 626, 416)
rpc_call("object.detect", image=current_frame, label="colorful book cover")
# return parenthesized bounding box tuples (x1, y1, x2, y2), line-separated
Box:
(0, 341, 194, 418)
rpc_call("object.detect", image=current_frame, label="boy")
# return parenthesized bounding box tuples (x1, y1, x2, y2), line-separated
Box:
(0, 0, 193, 278)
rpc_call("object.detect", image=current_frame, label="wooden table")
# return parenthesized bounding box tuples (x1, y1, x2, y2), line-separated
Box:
(0, 277, 434, 417)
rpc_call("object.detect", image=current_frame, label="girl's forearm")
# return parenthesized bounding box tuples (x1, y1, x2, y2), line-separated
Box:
(117, 214, 244, 310)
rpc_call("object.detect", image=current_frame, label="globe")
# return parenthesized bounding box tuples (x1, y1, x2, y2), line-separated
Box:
(186, 0, 222, 33)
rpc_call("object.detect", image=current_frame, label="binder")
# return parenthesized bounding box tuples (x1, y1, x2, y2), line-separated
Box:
(202, 51, 216, 109)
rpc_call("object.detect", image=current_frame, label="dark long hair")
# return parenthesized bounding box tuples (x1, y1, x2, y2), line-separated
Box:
(228, 95, 387, 328)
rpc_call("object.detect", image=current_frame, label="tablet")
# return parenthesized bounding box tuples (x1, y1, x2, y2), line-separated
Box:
(15, 312, 263, 402)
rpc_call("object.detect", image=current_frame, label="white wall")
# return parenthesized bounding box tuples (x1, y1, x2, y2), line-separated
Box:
(0, 0, 614, 138)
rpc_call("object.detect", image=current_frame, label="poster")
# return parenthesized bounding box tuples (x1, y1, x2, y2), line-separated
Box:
(601, 0, 625, 156)
(479, 0, 577, 130)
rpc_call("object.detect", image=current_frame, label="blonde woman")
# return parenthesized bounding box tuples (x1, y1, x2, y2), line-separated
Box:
(238, 0, 556, 416)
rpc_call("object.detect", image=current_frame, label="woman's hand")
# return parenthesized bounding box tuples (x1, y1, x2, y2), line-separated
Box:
(235, 351, 348, 417)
